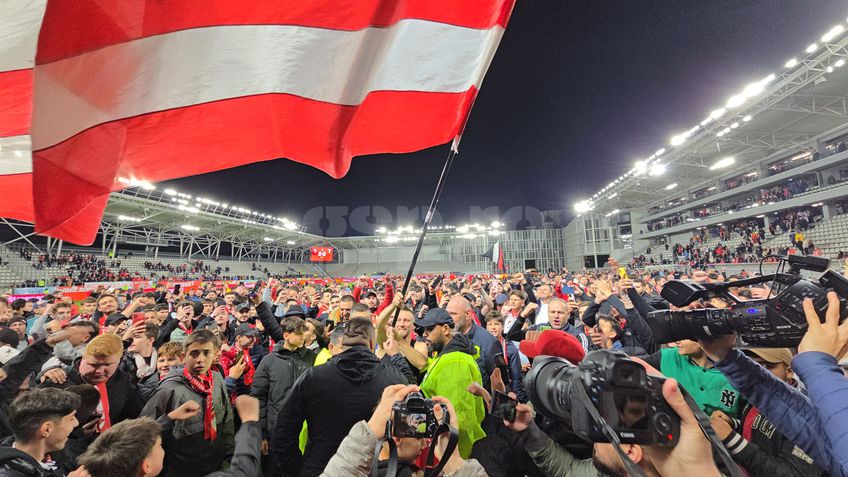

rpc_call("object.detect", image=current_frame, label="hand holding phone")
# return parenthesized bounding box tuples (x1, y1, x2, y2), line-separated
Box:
(491, 390, 518, 422)
(131, 312, 146, 325)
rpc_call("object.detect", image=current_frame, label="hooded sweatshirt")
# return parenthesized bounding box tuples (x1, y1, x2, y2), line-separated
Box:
(420, 333, 487, 459)
(270, 344, 407, 477)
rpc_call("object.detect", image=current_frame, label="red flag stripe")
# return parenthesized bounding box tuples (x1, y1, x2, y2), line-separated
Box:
(33, 21, 503, 150)
(0, 69, 32, 138)
(34, 88, 477, 244)
(36, 0, 513, 64)
(0, 172, 34, 222)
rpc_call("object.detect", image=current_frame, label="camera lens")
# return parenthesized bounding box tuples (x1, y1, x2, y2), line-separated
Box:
(523, 356, 577, 421)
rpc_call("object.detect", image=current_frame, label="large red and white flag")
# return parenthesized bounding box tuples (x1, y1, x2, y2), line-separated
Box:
(0, 1, 46, 222)
(29, 1, 515, 245)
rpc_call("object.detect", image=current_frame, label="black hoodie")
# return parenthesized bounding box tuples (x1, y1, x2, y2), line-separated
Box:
(270, 345, 407, 477)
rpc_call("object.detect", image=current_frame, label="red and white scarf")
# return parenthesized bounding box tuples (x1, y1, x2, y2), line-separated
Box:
(182, 367, 217, 440)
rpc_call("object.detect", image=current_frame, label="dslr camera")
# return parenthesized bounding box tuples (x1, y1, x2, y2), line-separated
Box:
(646, 255, 848, 347)
(391, 392, 437, 439)
(524, 350, 679, 446)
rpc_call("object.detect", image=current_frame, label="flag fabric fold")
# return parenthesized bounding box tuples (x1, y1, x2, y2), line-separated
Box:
(29, 0, 515, 244)
(0, 0, 47, 223)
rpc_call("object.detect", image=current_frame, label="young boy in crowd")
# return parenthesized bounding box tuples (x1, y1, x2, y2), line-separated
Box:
(139, 342, 184, 401)
(141, 330, 234, 476)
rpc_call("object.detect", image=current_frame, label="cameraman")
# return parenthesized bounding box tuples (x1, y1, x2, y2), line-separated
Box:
(320, 384, 487, 477)
(700, 292, 848, 477)
(505, 377, 721, 477)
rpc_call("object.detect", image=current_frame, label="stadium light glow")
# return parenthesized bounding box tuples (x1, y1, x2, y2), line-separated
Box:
(670, 134, 687, 146)
(649, 164, 666, 176)
(785, 58, 798, 68)
(709, 156, 735, 171)
(836, 59, 846, 67)
(164, 188, 177, 196)
(263, 237, 274, 242)
(574, 200, 593, 213)
(726, 94, 745, 108)
(806, 43, 818, 53)
(821, 25, 844, 43)
(286, 240, 295, 245)
(385, 236, 399, 243)
(716, 131, 725, 137)
(608, 192, 618, 199)
(743, 115, 752, 122)
(117, 215, 141, 222)
(284, 222, 297, 231)
(730, 122, 739, 129)
(376, 227, 386, 233)
(665, 183, 678, 190)
(491, 221, 501, 228)
(709, 108, 727, 120)
(181, 224, 200, 231)
(655, 148, 666, 156)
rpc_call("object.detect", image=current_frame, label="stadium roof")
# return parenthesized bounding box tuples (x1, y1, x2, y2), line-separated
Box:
(575, 21, 848, 216)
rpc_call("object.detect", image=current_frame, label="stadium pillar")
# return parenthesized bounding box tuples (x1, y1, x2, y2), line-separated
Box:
(822, 203, 833, 221)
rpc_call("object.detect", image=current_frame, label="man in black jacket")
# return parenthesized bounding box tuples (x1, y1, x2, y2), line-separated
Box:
(270, 317, 407, 477)
(251, 315, 317, 474)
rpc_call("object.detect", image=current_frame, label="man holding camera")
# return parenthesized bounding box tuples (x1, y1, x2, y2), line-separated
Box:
(415, 307, 486, 459)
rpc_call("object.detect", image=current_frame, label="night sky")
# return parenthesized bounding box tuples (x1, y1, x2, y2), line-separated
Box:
(164, 1, 847, 235)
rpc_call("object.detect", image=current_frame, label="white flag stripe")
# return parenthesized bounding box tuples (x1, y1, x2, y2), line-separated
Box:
(33, 20, 504, 150)
(0, 0, 46, 72)
(0, 135, 32, 174)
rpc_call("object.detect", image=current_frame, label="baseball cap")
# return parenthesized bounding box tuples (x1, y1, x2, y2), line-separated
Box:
(495, 293, 508, 305)
(743, 348, 793, 366)
(520, 330, 585, 364)
(105, 313, 129, 327)
(413, 308, 454, 330)
(365, 291, 378, 298)
(234, 324, 260, 337)
(235, 302, 252, 313)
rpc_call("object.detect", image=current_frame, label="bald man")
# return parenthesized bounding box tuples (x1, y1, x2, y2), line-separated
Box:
(445, 295, 500, 390)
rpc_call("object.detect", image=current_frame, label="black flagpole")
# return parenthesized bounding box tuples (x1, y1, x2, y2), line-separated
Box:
(391, 141, 458, 326)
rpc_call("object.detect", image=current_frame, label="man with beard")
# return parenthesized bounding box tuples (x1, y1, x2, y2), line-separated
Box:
(506, 298, 590, 353)
(415, 308, 486, 459)
(375, 295, 429, 378)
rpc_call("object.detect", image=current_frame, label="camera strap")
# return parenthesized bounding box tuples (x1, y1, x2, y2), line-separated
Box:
(679, 386, 745, 477)
(572, 381, 745, 477)
(423, 410, 459, 477)
(372, 421, 398, 477)
(572, 383, 649, 477)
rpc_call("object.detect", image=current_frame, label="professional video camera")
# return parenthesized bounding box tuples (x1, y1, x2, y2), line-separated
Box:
(646, 254, 848, 347)
(524, 350, 680, 446)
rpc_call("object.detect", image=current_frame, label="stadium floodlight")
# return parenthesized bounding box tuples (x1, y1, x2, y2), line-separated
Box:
(286, 240, 296, 245)
(655, 148, 666, 156)
(263, 237, 274, 242)
(827, 66, 834, 73)
(462, 233, 477, 239)
(836, 59, 846, 67)
(730, 122, 739, 129)
(785, 58, 798, 68)
(709, 156, 735, 171)
(573, 200, 593, 213)
(709, 108, 726, 120)
(164, 188, 177, 196)
(608, 192, 618, 199)
(284, 222, 297, 231)
(649, 163, 666, 176)
(670, 134, 687, 146)
(722, 127, 731, 134)
(665, 183, 678, 191)
(726, 94, 745, 108)
(456, 225, 469, 233)
(806, 43, 818, 53)
(385, 236, 399, 243)
(181, 224, 200, 231)
(716, 131, 725, 137)
(821, 25, 844, 43)
(742, 82, 764, 98)
(117, 215, 141, 222)
(742, 115, 752, 122)
(491, 221, 501, 228)
(376, 227, 386, 233)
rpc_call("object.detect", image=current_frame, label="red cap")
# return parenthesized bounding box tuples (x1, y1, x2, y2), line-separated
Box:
(520, 330, 585, 364)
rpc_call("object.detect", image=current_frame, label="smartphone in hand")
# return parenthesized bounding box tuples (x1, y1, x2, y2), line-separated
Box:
(491, 390, 518, 422)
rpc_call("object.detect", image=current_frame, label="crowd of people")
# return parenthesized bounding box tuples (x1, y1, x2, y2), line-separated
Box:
(636, 213, 824, 268)
(0, 260, 845, 477)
